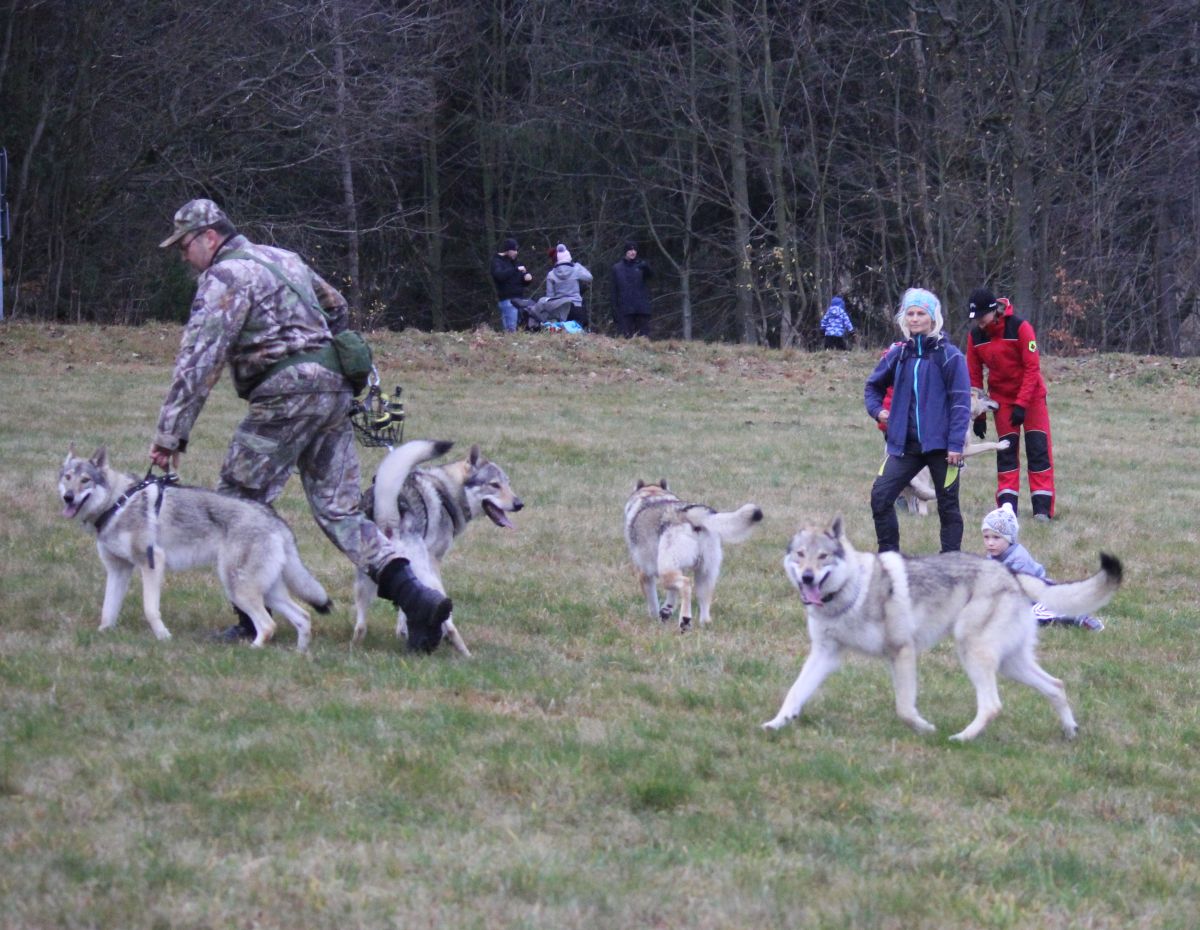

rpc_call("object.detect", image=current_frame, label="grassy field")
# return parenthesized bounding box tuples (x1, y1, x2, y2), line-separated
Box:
(1, 323, 1198, 929)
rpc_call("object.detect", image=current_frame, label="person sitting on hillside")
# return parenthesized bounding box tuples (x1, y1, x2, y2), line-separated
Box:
(533, 243, 593, 330)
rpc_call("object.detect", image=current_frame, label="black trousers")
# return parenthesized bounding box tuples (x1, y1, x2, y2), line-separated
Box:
(871, 447, 962, 553)
(568, 303, 589, 330)
(618, 313, 650, 337)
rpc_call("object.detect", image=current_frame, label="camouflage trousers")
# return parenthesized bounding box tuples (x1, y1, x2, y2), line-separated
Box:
(217, 389, 392, 575)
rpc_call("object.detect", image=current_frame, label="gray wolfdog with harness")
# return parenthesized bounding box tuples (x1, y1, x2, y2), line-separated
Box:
(58, 444, 330, 650)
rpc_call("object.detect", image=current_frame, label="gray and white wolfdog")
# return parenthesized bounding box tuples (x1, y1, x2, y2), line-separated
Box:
(355, 439, 524, 655)
(764, 515, 1121, 741)
(899, 387, 1011, 515)
(624, 480, 763, 632)
(58, 444, 331, 650)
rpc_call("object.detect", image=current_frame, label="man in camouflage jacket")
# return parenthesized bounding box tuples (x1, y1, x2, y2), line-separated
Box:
(150, 199, 451, 650)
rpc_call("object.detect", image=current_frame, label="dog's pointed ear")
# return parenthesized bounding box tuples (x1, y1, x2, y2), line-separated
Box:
(636, 479, 646, 490)
(659, 478, 668, 491)
(830, 514, 845, 540)
(468, 444, 481, 467)
(91, 446, 108, 468)
(64, 442, 77, 464)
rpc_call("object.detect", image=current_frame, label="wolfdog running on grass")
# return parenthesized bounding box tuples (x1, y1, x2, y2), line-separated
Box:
(355, 440, 523, 655)
(764, 515, 1121, 740)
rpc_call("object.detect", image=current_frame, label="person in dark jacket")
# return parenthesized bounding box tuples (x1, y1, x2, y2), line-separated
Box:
(864, 287, 971, 553)
(610, 240, 653, 337)
(489, 238, 532, 332)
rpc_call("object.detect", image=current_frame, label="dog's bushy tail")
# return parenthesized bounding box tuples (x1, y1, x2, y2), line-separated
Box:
(373, 439, 454, 532)
(698, 503, 764, 545)
(1015, 553, 1122, 617)
(282, 537, 333, 613)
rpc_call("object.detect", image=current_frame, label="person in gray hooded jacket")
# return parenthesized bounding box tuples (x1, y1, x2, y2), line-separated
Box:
(537, 243, 593, 328)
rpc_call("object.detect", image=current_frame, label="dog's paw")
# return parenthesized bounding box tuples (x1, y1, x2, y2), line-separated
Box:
(998, 439, 1011, 450)
(678, 616, 691, 633)
(153, 628, 172, 642)
(761, 717, 788, 731)
(658, 605, 673, 622)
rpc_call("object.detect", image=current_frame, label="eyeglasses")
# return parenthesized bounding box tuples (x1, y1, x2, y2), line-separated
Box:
(177, 230, 205, 253)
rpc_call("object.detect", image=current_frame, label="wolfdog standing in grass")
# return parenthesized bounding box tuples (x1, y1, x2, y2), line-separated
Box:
(764, 515, 1121, 741)
(624, 480, 763, 632)
(58, 444, 331, 650)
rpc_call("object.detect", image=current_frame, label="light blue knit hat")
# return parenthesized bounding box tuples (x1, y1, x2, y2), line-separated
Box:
(898, 287, 943, 336)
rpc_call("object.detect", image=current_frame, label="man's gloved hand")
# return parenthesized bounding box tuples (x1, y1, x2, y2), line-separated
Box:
(973, 417, 987, 440)
(1010, 405, 1026, 427)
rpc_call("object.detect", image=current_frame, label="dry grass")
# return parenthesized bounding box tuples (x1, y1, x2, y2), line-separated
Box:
(2, 322, 1199, 929)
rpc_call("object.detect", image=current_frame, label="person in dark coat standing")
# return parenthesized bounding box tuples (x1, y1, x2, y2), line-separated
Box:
(490, 238, 532, 333)
(610, 240, 654, 337)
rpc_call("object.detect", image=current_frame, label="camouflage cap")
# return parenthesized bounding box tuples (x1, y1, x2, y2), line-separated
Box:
(159, 198, 229, 248)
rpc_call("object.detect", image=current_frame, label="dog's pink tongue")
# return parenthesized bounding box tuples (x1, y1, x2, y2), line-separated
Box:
(801, 583, 824, 605)
(62, 501, 79, 519)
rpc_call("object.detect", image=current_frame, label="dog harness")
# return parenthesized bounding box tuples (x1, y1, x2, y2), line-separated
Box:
(91, 469, 178, 569)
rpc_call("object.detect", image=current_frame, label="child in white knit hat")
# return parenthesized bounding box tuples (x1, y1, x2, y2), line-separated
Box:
(981, 503, 1104, 631)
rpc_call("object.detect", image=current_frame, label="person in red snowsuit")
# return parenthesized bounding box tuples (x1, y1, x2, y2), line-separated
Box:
(965, 288, 1056, 520)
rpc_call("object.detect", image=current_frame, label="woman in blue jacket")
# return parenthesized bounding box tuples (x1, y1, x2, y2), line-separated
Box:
(864, 288, 971, 553)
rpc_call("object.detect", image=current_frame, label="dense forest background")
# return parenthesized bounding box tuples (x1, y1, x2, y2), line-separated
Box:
(2, 0, 1198, 351)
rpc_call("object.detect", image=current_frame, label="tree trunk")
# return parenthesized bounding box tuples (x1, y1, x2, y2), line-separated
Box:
(723, 0, 755, 344)
(330, 0, 360, 317)
(425, 123, 445, 332)
(998, 0, 1050, 326)
(758, 6, 799, 348)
